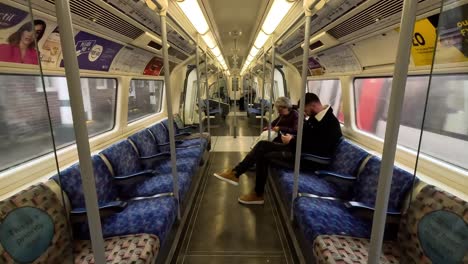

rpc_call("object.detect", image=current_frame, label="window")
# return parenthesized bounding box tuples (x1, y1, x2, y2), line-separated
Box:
(354, 75, 468, 170)
(128, 79, 164, 123)
(307, 79, 344, 123)
(0, 74, 117, 172)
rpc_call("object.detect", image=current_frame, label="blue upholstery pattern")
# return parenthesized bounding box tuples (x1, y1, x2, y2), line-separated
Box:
(129, 129, 158, 157)
(294, 197, 372, 242)
(100, 140, 143, 176)
(74, 197, 177, 244)
(149, 156, 198, 175)
(149, 123, 170, 146)
(328, 140, 369, 176)
(119, 172, 192, 202)
(353, 156, 414, 211)
(277, 169, 342, 206)
(53, 155, 118, 208)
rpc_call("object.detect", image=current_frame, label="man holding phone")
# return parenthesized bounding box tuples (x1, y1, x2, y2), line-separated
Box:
(214, 93, 342, 205)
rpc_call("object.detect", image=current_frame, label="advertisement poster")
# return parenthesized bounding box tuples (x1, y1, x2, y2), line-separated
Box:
(143, 56, 164, 76)
(436, 3, 468, 63)
(0, 3, 40, 65)
(313, 46, 361, 73)
(408, 4, 468, 66)
(110, 46, 154, 74)
(308, 57, 324, 76)
(61, 31, 123, 71)
(40, 26, 62, 67)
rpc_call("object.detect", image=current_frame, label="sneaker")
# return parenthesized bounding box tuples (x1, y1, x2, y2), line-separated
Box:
(238, 193, 264, 205)
(213, 170, 239, 186)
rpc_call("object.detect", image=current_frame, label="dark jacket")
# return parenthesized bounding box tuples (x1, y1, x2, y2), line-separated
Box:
(288, 107, 342, 157)
(271, 110, 299, 143)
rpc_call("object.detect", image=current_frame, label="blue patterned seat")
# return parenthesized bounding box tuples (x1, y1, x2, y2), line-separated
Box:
(353, 156, 414, 212)
(128, 129, 204, 162)
(277, 169, 342, 207)
(294, 197, 372, 241)
(119, 171, 192, 202)
(100, 140, 198, 175)
(74, 196, 177, 244)
(52, 156, 178, 245)
(323, 139, 369, 176)
(149, 122, 207, 151)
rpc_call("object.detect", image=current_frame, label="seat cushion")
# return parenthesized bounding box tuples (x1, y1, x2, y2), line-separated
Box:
(294, 197, 372, 242)
(148, 156, 199, 175)
(74, 197, 177, 244)
(74, 234, 160, 264)
(277, 170, 343, 207)
(313, 235, 400, 264)
(129, 130, 158, 157)
(119, 171, 192, 202)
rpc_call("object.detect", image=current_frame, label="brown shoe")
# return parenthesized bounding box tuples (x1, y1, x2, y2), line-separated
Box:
(238, 193, 264, 205)
(213, 170, 239, 186)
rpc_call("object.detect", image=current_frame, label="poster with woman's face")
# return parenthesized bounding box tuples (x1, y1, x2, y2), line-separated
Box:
(0, 3, 53, 66)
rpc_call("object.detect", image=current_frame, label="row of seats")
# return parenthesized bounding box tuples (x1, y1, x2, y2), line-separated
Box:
(247, 99, 271, 117)
(0, 116, 209, 263)
(269, 138, 467, 263)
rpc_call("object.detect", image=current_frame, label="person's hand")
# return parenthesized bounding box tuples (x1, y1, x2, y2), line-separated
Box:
(281, 134, 293, 144)
(262, 126, 268, 131)
(272, 126, 280, 132)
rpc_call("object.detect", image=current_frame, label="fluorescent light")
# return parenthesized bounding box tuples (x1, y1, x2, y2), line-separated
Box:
(202, 32, 217, 49)
(177, 0, 209, 34)
(254, 30, 269, 49)
(249, 46, 259, 57)
(211, 46, 221, 57)
(262, 0, 294, 35)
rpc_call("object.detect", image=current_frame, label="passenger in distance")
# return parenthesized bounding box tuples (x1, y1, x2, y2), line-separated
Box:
(214, 93, 342, 205)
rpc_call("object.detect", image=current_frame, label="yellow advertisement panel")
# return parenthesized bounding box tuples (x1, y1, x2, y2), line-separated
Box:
(411, 19, 437, 66)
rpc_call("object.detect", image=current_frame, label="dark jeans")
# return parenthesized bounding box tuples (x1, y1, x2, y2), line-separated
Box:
(234, 140, 293, 195)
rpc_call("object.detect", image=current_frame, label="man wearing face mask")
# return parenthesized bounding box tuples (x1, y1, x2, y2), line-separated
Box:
(214, 93, 342, 205)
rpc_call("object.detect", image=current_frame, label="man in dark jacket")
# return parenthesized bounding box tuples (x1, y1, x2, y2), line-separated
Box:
(213, 93, 342, 205)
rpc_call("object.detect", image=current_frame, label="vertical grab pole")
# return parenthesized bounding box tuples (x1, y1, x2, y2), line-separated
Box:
(204, 51, 211, 134)
(233, 75, 238, 138)
(196, 37, 204, 139)
(291, 4, 312, 220)
(268, 43, 276, 141)
(368, 0, 417, 262)
(260, 51, 266, 133)
(217, 69, 222, 116)
(54, 0, 106, 262)
(159, 5, 181, 220)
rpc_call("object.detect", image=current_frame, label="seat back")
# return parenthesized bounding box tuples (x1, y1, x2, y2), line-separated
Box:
(398, 185, 468, 263)
(53, 155, 118, 209)
(100, 140, 143, 176)
(174, 113, 185, 130)
(162, 118, 178, 134)
(149, 122, 170, 144)
(0, 182, 74, 263)
(129, 129, 159, 157)
(352, 156, 414, 212)
(328, 139, 369, 176)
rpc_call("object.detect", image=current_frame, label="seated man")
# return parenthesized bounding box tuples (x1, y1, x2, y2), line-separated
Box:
(213, 93, 342, 205)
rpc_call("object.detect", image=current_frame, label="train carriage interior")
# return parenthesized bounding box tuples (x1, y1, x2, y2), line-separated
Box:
(0, 0, 467, 263)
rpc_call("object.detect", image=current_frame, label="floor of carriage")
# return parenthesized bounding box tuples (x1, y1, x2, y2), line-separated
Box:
(176, 114, 293, 264)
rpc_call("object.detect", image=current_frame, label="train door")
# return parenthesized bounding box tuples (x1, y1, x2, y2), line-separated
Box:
(182, 68, 199, 124)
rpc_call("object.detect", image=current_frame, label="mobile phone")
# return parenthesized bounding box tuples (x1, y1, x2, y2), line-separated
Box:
(279, 131, 285, 136)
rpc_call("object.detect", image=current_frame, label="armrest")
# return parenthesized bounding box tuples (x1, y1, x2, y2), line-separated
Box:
(114, 170, 155, 185)
(301, 154, 332, 165)
(179, 125, 197, 130)
(175, 132, 191, 137)
(315, 170, 357, 181)
(70, 201, 127, 222)
(158, 140, 184, 147)
(344, 201, 401, 216)
(139, 152, 170, 163)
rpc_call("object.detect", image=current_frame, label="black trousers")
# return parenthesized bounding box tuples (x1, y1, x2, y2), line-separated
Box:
(234, 140, 293, 195)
